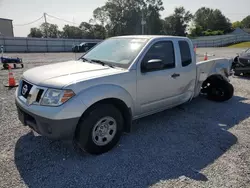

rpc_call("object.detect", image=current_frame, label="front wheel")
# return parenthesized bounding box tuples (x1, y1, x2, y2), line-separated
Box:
(75, 104, 124, 155)
(206, 79, 234, 102)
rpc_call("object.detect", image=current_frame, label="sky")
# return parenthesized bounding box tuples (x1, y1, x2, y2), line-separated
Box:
(0, 0, 249, 37)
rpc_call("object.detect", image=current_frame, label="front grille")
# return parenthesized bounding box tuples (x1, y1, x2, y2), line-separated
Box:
(239, 58, 250, 65)
(21, 81, 33, 98)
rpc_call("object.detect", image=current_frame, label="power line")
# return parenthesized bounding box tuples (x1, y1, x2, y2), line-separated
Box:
(46, 13, 79, 25)
(13, 13, 79, 28)
(13, 16, 44, 26)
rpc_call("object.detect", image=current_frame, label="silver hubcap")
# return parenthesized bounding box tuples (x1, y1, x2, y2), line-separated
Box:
(92, 116, 117, 146)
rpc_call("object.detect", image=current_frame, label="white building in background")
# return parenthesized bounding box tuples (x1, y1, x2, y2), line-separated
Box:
(0, 18, 14, 37)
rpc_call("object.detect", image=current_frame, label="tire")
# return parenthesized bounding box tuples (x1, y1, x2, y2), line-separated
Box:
(75, 104, 124, 155)
(21, 64, 24, 68)
(13, 64, 17, 69)
(206, 79, 234, 102)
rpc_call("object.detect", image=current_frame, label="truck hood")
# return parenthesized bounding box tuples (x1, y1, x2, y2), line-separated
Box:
(23, 60, 124, 88)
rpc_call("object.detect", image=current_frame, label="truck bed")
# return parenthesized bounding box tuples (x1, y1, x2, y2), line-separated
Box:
(194, 58, 233, 97)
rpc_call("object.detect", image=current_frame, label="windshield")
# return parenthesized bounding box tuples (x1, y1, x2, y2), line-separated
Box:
(81, 38, 149, 68)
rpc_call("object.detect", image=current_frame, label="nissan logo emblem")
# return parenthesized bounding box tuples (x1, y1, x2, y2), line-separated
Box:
(22, 84, 28, 95)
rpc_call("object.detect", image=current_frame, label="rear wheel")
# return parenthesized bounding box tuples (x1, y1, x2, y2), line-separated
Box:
(75, 104, 124, 155)
(206, 79, 234, 102)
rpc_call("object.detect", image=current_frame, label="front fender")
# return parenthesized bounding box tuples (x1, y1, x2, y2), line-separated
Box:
(79, 84, 135, 114)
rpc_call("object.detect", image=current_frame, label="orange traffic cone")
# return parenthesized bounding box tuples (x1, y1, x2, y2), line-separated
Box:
(204, 52, 208, 61)
(4, 65, 18, 87)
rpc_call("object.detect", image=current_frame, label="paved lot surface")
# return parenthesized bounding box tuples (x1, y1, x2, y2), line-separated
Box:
(0, 48, 250, 188)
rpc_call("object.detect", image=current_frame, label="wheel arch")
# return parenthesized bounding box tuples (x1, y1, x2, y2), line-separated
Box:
(202, 74, 228, 88)
(77, 98, 132, 134)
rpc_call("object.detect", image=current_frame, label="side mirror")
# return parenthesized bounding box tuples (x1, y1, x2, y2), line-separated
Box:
(142, 59, 164, 72)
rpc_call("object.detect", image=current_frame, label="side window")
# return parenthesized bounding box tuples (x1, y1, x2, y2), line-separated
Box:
(142, 41, 175, 72)
(179, 41, 192, 67)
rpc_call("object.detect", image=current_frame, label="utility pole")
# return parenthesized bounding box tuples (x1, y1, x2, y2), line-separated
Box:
(44, 13, 48, 38)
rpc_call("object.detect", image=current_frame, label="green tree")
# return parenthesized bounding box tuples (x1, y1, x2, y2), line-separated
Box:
(40, 23, 60, 38)
(62, 25, 82, 38)
(79, 22, 94, 38)
(27, 28, 43, 38)
(91, 24, 106, 39)
(79, 22, 106, 39)
(189, 25, 203, 37)
(91, 0, 164, 37)
(93, 6, 109, 26)
(163, 7, 193, 36)
(242, 15, 250, 28)
(232, 21, 243, 29)
(194, 7, 232, 33)
(143, 1, 164, 35)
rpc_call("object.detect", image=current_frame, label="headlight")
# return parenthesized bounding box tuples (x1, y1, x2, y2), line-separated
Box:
(41, 89, 75, 106)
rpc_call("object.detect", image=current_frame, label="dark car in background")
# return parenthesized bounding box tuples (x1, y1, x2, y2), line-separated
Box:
(72, 42, 98, 53)
(231, 48, 250, 76)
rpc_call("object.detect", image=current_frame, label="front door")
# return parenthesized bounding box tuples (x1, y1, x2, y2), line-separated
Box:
(136, 40, 181, 115)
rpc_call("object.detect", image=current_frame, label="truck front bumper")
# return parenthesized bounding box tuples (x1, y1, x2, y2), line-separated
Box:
(16, 100, 79, 140)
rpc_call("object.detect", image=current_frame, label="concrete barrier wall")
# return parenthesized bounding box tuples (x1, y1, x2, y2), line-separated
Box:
(1, 34, 250, 52)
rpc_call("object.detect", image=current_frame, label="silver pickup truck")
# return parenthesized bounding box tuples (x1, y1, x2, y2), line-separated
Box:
(15, 35, 234, 155)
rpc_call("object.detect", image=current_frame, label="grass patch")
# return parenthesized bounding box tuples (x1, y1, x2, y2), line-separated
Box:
(228, 42, 250, 48)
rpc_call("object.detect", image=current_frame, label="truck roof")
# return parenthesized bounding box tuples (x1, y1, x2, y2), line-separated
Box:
(111, 35, 188, 40)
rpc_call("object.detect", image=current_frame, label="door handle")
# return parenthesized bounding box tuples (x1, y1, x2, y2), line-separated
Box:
(171, 73, 180, 78)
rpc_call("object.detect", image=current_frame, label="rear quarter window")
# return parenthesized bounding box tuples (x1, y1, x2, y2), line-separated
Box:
(179, 41, 192, 67)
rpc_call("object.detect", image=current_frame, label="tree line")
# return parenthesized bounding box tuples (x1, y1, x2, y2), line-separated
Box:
(28, 0, 250, 39)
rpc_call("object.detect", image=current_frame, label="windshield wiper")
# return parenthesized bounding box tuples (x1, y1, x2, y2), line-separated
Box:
(91, 59, 105, 66)
(80, 57, 115, 68)
(91, 59, 114, 68)
(80, 57, 93, 63)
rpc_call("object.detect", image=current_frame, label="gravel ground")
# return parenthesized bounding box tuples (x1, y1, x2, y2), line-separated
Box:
(0, 48, 250, 188)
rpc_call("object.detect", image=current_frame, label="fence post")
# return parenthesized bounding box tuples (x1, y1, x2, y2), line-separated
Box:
(46, 39, 49, 52)
(63, 40, 66, 52)
(26, 38, 28, 52)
